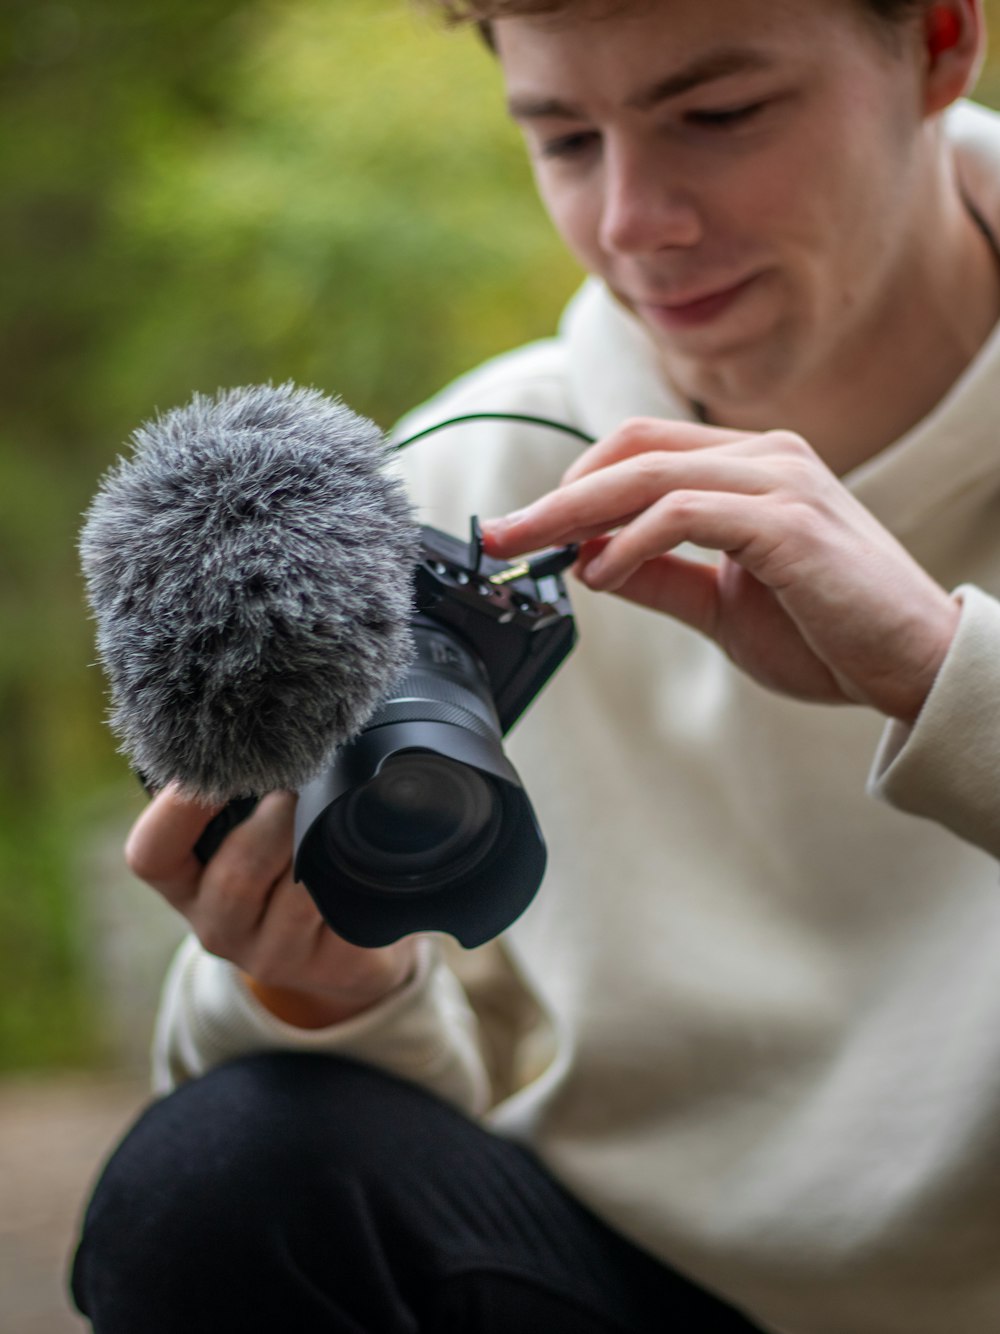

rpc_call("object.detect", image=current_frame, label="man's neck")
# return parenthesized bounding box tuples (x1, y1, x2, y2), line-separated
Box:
(690, 192, 1000, 476)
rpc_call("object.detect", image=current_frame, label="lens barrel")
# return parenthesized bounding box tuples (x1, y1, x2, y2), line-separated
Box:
(294, 621, 546, 947)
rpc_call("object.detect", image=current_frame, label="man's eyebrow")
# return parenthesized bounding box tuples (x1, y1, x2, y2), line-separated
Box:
(507, 48, 777, 121)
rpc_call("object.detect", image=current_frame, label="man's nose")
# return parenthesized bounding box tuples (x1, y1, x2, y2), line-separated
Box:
(598, 143, 702, 255)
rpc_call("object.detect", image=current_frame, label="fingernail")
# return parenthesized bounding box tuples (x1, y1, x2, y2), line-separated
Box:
(479, 521, 502, 554)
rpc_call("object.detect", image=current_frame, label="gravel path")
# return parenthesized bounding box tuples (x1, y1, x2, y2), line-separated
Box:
(0, 1072, 150, 1334)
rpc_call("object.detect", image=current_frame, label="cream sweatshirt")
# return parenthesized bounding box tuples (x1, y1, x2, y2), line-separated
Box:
(153, 102, 1000, 1334)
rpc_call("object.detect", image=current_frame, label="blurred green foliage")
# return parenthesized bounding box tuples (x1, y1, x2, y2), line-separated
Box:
(0, 0, 580, 1070)
(2, 0, 1000, 1070)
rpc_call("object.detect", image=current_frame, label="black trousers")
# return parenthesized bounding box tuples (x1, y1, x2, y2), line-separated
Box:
(71, 1053, 765, 1333)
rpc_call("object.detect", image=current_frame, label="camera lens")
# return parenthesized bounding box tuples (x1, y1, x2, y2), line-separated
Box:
(293, 611, 557, 946)
(323, 751, 503, 888)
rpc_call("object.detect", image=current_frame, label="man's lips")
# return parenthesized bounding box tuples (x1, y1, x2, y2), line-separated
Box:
(632, 274, 760, 329)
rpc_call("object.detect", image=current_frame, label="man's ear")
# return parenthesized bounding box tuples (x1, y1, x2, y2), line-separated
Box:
(920, 0, 985, 115)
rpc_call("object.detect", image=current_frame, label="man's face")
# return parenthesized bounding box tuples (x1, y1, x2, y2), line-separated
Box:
(495, 0, 931, 415)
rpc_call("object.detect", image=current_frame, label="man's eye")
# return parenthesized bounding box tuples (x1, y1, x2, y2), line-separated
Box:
(540, 131, 598, 159)
(686, 102, 766, 129)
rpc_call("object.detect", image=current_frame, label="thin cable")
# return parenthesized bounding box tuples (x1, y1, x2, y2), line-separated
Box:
(392, 412, 595, 453)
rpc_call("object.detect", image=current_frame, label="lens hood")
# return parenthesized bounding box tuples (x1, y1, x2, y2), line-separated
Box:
(294, 719, 546, 947)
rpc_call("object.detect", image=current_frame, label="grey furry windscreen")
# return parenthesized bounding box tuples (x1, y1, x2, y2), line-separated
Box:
(79, 383, 420, 802)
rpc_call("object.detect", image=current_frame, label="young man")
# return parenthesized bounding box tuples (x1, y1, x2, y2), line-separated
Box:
(73, 2, 1000, 1331)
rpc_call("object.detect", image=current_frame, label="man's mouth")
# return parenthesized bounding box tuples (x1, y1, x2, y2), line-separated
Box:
(632, 274, 761, 331)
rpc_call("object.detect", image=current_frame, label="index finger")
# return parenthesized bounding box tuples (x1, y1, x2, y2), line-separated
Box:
(124, 782, 226, 906)
(561, 417, 746, 486)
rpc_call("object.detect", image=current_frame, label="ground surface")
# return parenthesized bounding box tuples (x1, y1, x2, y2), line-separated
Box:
(0, 811, 186, 1331)
(0, 1072, 149, 1334)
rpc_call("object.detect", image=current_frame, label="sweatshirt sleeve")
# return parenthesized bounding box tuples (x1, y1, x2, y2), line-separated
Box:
(868, 584, 1000, 859)
(151, 933, 491, 1115)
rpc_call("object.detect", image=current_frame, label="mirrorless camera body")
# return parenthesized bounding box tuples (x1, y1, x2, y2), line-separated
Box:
(198, 519, 576, 948)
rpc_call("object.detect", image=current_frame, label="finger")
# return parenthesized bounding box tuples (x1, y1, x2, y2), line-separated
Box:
(226, 863, 326, 981)
(484, 452, 767, 558)
(124, 782, 226, 907)
(580, 489, 766, 591)
(571, 534, 613, 577)
(561, 417, 748, 485)
(195, 791, 297, 943)
(606, 553, 841, 700)
(485, 510, 645, 559)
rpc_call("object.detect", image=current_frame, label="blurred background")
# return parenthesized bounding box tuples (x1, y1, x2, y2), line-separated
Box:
(3, 0, 1000, 1326)
(1, 0, 585, 1080)
(2, 4, 584, 1325)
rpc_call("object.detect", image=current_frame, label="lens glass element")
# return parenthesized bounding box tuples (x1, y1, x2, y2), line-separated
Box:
(324, 752, 503, 889)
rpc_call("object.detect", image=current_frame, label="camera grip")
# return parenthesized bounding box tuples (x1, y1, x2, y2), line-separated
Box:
(192, 795, 260, 864)
(136, 771, 261, 866)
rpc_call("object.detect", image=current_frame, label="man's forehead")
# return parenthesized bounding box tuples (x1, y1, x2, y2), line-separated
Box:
(493, 0, 821, 112)
(505, 45, 779, 121)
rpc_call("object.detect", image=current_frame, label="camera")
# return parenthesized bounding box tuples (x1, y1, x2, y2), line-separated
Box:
(196, 518, 576, 947)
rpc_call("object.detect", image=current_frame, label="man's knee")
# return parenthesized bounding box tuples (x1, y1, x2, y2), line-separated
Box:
(71, 1052, 435, 1324)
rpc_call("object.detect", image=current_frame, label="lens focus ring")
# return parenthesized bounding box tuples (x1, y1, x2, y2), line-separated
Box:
(364, 697, 496, 741)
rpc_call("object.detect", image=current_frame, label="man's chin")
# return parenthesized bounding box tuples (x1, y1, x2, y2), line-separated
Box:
(605, 277, 799, 416)
(652, 334, 800, 427)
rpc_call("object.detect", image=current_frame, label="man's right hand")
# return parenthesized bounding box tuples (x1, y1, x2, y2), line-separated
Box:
(126, 784, 418, 1029)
